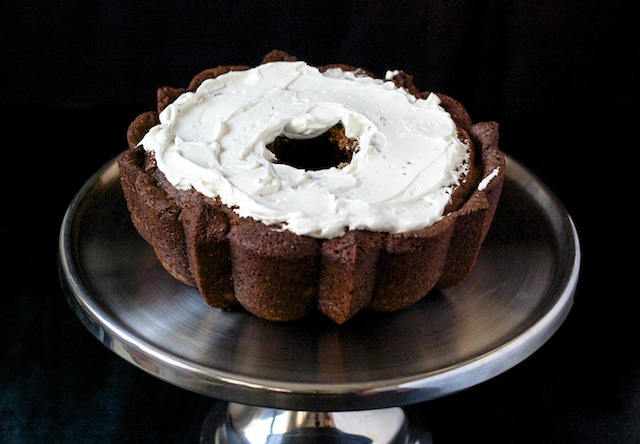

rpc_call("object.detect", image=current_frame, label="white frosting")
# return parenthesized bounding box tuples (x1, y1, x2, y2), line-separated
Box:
(478, 167, 500, 191)
(140, 61, 471, 239)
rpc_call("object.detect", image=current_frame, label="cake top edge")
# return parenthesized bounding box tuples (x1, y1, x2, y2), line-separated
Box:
(136, 53, 492, 239)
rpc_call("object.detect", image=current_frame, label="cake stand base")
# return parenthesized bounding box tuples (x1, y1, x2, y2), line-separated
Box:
(200, 403, 431, 444)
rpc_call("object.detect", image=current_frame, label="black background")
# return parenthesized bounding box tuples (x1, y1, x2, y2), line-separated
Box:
(1, 1, 638, 442)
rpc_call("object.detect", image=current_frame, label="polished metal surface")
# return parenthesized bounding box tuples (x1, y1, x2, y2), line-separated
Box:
(206, 403, 419, 444)
(59, 155, 580, 411)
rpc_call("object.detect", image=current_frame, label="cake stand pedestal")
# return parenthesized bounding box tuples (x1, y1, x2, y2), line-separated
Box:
(201, 403, 422, 443)
(59, 155, 580, 443)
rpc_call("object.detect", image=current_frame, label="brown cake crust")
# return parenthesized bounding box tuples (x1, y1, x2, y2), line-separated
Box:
(117, 50, 505, 323)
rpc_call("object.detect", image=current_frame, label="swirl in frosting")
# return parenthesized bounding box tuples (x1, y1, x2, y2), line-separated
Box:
(139, 61, 471, 239)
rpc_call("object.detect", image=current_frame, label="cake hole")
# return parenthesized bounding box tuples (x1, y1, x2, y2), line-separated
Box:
(266, 123, 357, 171)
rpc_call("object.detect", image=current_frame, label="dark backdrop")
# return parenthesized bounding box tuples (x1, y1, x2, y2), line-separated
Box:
(2, 1, 638, 442)
(3, 1, 636, 118)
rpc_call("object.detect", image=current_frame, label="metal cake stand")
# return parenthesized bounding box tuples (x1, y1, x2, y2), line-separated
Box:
(59, 155, 580, 443)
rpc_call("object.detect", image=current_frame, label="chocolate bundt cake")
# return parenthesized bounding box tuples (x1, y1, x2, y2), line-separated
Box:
(117, 50, 505, 324)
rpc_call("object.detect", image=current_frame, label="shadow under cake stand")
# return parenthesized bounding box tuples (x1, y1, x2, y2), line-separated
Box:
(59, 155, 580, 443)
